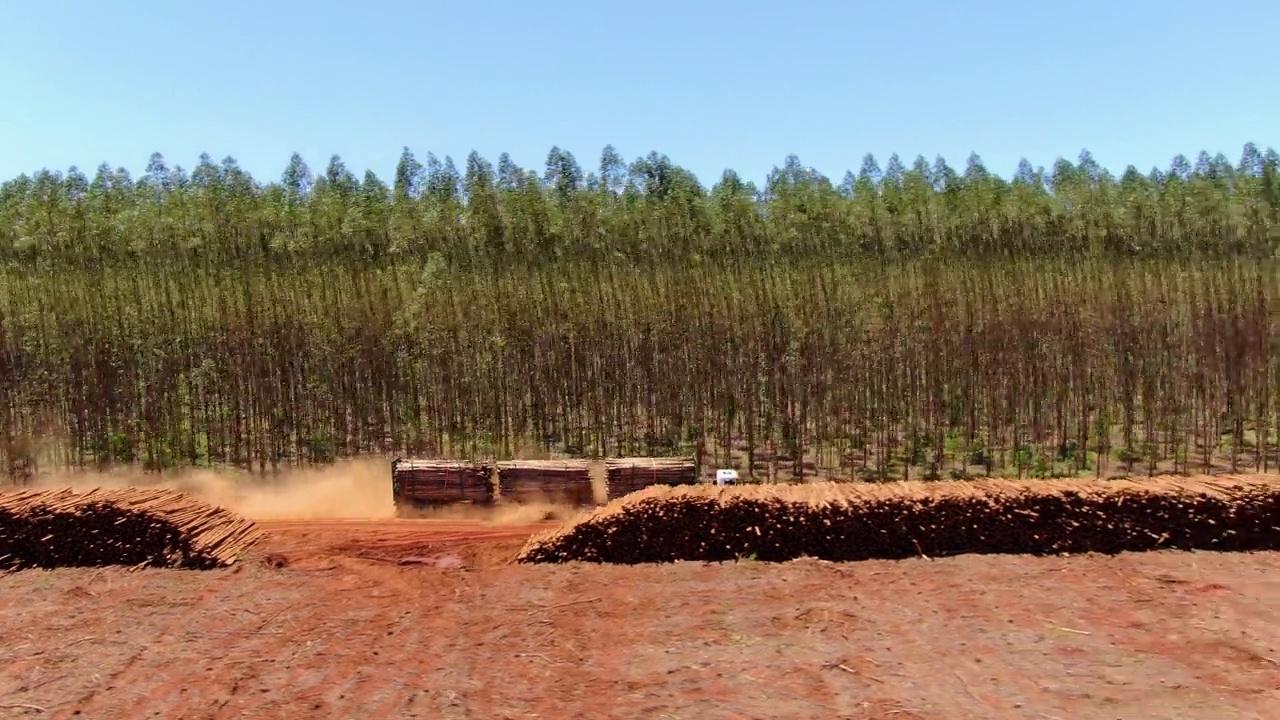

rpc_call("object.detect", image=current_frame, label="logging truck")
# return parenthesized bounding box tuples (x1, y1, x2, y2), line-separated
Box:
(391, 455, 703, 516)
(391, 458, 495, 516)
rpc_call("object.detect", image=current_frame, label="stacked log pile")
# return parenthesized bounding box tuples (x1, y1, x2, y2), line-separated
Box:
(392, 459, 494, 506)
(498, 460, 595, 507)
(0, 487, 263, 570)
(517, 475, 1280, 564)
(604, 457, 698, 501)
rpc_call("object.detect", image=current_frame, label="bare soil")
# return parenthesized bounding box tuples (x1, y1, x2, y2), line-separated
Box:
(1, 517, 1278, 719)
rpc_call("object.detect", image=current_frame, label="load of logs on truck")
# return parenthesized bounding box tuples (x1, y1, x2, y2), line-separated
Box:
(390, 456, 700, 516)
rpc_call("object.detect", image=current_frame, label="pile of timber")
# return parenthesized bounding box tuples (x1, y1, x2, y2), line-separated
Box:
(0, 487, 263, 570)
(497, 460, 595, 507)
(392, 459, 494, 506)
(516, 474, 1280, 564)
(604, 456, 698, 501)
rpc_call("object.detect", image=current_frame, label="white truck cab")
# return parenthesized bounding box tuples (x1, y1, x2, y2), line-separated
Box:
(715, 468, 738, 487)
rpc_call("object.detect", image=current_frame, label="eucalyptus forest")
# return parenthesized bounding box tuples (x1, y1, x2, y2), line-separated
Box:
(1, 143, 1278, 480)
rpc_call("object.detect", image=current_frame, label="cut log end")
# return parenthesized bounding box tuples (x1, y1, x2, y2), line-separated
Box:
(0, 487, 263, 571)
(516, 475, 1280, 564)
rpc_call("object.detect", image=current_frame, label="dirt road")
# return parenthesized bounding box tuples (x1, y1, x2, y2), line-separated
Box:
(1, 518, 1279, 719)
(253, 518, 557, 568)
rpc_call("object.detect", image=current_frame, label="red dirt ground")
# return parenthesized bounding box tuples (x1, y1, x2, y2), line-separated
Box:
(1, 518, 1279, 719)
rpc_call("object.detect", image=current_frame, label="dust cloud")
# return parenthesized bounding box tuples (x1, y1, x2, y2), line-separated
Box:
(26, 458, 593, 525)
(31, 458, 396, 520)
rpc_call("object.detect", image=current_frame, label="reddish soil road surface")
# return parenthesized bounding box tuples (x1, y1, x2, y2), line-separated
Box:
(2, 518, 1279, 719)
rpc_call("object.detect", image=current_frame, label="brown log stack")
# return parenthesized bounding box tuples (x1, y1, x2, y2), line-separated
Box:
(0, 487, 263, 570)
(392, 459, 494, 506)
(516, 475, 1280, 564)
(497, 460, 594, 507)
(604, 457, 698, 501)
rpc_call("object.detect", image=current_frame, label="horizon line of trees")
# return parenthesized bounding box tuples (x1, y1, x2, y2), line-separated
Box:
(2, 143, 1278, 268)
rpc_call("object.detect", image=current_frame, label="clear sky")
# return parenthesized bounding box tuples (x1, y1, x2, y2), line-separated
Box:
(1, 0, 1275, 188)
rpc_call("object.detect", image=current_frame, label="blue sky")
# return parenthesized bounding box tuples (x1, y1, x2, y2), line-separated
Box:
(1, 0, 1274, 188)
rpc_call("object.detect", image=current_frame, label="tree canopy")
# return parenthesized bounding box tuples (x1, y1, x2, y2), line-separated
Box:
(2, 144, 1277, 268)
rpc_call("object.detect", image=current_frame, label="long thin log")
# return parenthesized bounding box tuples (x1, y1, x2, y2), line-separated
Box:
(0, 487, 263, 570)
(517, 474, 1280, 564)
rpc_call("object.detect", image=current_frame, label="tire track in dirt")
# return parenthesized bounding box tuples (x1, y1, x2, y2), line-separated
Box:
(264, 518, 552, 718)
(14, 518, 547, 719)
(923, 559, 1104, 718)
(0, 570, 167, 715)
(179, 594, 319, 718)
(549, 561, 857, 719)
(464, 565, 623, 718)
(778, 563, 964, 718)
(343, 600, 447, 718)
(198, 577, 364, 719)
(54, 566, 367, 718)
(252, 518, 537, 715)
(802, 557, 1155, 718)
(37, 571, 254, 718)
(892, 553, 1280, 719)
(193, 522, 509, 719)
(346, 562, 477, 718)
(1074, 554, 1280, 702)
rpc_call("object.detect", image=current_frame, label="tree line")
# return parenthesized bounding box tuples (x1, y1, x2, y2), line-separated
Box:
(1, 143, 1278, 268)
(2, 259, 1276, 479)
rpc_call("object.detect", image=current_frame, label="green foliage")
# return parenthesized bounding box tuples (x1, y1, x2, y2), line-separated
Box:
(1, 143, 1279, 477)
(0, 257, 1276, 478)
(1, 144, 1278, 269)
